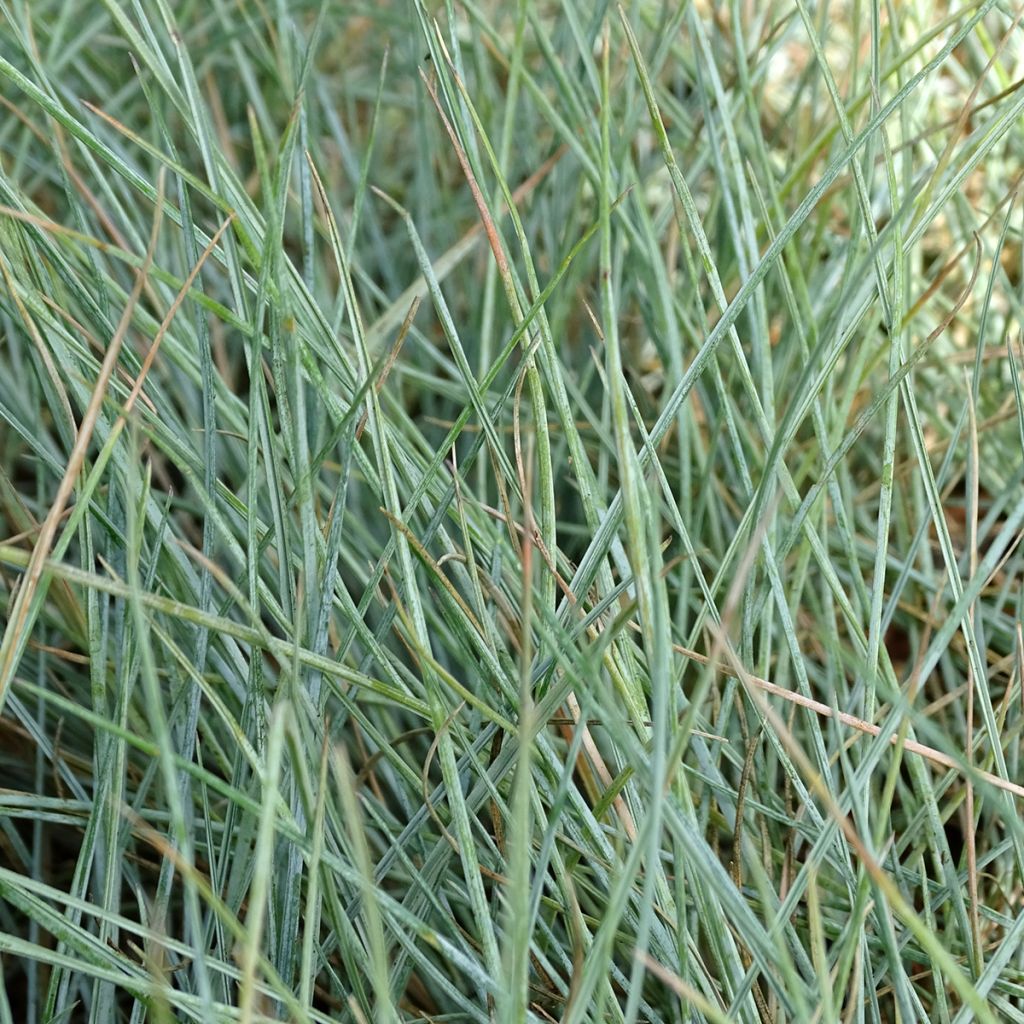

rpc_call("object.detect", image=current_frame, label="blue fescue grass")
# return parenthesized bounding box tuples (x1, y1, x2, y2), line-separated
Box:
(3, 2, 1024, 1021)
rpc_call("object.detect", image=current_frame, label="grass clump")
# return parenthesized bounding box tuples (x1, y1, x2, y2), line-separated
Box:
(2, 1, 1024, 1021)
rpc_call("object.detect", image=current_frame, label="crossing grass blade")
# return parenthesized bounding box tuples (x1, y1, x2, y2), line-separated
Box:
(3, 2, 1024, 1021)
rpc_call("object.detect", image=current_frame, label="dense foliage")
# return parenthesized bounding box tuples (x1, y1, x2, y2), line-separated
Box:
(2, 2, 1024, 1021)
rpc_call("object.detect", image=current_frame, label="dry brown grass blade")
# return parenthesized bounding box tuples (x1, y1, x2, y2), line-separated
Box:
(363, 144, 566, 350)
(0, 173, 167, 714)
(670, 637, 1024, 802)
